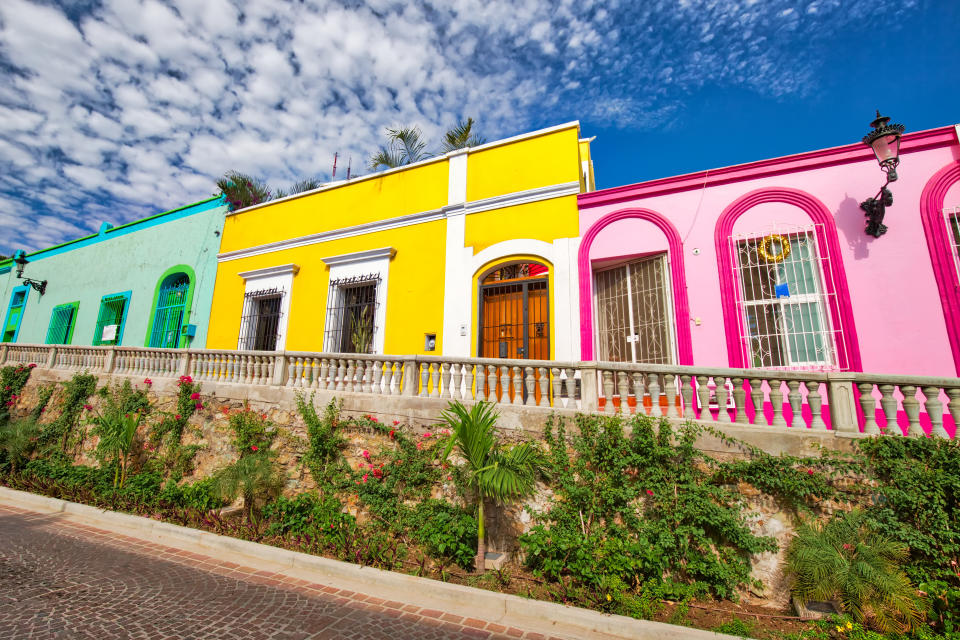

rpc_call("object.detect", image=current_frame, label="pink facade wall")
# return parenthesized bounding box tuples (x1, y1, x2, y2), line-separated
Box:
(578, 126, 960, 378)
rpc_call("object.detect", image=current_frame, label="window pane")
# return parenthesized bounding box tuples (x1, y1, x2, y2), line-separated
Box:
(594, 265, 631, 362)
(782, 302, 828, 364)
(629, 255, 672, 364)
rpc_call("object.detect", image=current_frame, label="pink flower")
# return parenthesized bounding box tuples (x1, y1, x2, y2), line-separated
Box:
(143, 378, 152, 385)
(389, 430, 395, 439)
(372, 468, 383, 479)
(329, 524, 335, 529)
(362, 474, 369, 483)
(179, 375, 193, 383)
(195, 403, 203, 410)
(446, 475, 452, 481)
(422, 432, 432, 438)
(361, 450, 370, 459)
(27, 363, 37, 368)
(646, 489, 654, 496)
(392, 420, 400, 426)
(175, 414, 182, 420)
(807, 469, 815, 476)
(190, 392, 200, 400)
(416, 442, 423, 450)
(83, 404, 93, 411)
(251, 445, 259, 452)
(842, 543, 852, 551)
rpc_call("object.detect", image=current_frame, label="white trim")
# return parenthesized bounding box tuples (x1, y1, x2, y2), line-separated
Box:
(238, 264, 299, 279)
(321, 247, 396, 267)
(217, 181, 581, 263)
(448, 153, 468, 206)
(225, 121, 582, 217)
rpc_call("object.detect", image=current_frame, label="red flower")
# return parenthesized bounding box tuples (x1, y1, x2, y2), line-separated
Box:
(388, 430, 395, 439)
(175, 414, 182, 420)
(251, 445, 259, 452)
(83, 404, 93, 411)
(362, 473, 369, 483)
(329, 524, 335, 529)
(372, 468, 383, 479)
(646, 489, 654, 496)
(27, 363, 37, 368)
(807, 469, 815, 476)
(361, 450, 370, 459)
(422, 432, 432, 438)
(143, 378, 152, 385)
(416, 442, 423, 450)
(195, 403, 203, 410)
(190, 392, 200, 400)
(221, 407, 230, 416)
(392, 420, 400, 426)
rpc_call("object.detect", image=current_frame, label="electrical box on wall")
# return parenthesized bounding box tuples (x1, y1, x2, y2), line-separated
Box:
(424, 333, 436, 351)
(181, 324, 197, 337)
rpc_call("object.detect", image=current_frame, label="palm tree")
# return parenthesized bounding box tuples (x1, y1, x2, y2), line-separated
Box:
(213, 453, 283, 521)
(275, 178, 323, 199)
(441, 118, 485, 153)
(786, 509, 926, 632)
(216, 171, 272, 211)
(439, 401, 538, 573)
(369, 126, 428, 170)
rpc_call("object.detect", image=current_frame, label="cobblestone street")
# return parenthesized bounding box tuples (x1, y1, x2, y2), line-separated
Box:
(0, 506, 559, 640)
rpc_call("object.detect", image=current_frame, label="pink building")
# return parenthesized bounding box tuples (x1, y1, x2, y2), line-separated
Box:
(578, 123, 960, 379)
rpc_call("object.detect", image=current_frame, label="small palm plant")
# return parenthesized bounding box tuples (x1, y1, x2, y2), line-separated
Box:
(439, 401, 538, 573)
(441, 118, 485, 153)
(274, 177, 322, 199)
(0, 418, 41, 474)
(369, 126, 428, 170)
(92, 411, 141, 488)
(786, 509, 926, 633)
(213, 452, 283, 522)
(216, 170, 273, 211)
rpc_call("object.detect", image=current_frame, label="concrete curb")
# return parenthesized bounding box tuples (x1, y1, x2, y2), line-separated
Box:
(0, 487, 736, 640)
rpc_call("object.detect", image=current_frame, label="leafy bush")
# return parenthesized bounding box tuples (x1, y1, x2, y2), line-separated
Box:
(0, 418, 41, 473)
(296, 394, 346, 487)
(213, 451, 283, 520)
(149, 376, 203, 480)
(38, 371, 96, 451)
(408, 499, 477, 569)
(228, 406, 276, 455)
(0, 363, 35, 425)
(159, 477, 224, 512)
(520, 414, 777, 602)
(263, 493, 354, 537)
(786, 509, 925, 633)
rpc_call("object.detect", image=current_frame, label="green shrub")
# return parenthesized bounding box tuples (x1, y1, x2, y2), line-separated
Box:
(228, 406, 276, 455)
(159, 477, 224, 512)
(0, 363, 36, 425)
(0, 418, 41, 474)
(263, 493, 354, 537)
(212, 452, 283, 520)
(38, 371, 96, 451)
(296, 394, 346, 487)
(786, 509, 925, 633)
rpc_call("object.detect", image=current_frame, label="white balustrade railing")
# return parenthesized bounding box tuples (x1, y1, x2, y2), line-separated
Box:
(0, 343, 955, 439)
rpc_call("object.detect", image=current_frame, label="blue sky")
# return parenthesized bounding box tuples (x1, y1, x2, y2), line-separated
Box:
(0, 0, 957, 255)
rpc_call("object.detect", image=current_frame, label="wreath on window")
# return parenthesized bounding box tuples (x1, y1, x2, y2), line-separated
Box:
(758, 234, 791, 263)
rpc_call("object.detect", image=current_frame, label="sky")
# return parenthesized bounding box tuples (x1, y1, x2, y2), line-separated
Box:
(0, 0, 957, 256)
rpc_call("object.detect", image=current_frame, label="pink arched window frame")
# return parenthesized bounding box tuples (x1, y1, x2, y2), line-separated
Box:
(578, 209, 694, 364)
(919, 161, 960, 375)
(714, 187, 863, 371)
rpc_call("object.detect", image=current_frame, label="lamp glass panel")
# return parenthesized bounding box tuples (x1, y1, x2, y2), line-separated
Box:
(871, 133, 900, 164)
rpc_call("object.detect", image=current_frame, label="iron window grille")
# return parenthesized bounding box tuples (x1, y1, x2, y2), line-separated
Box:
(324, 274, 380, 354)
(46, 302, 79, 345)
(730, 225, 843, 370)
(149, 274, 190, 348)
(93, 293, 130, 346)
(238, 287, 284, 351)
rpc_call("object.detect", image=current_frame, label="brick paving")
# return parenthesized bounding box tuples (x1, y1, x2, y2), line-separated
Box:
(0, 505, 567, 639)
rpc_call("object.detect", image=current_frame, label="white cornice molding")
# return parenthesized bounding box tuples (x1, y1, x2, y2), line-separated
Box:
(238, 264, 300, 279)
(321, 247, 396, 266)
(218, 181, 580, 263)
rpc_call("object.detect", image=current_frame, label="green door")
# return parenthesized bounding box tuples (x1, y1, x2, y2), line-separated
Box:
(148, 276, 189, 348)
(2, 288, 28, 343)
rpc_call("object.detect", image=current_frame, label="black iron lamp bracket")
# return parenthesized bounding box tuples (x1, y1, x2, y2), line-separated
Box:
(860, 180, 894, 239)
(18, 276, 47, 296)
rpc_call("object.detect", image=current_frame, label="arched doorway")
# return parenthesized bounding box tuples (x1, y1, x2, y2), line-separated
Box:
(148, 271, 191, 348)
(477, 261, 549, 360)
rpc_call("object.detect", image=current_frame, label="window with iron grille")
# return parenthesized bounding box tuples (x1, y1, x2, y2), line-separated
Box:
(594, 253, 674, 364)
(46, 302, 79, 345)
(238, 287, 284, 351)
(732, 227, 839, 369)
(93, 292, 131, 346)
(324, 274, 380, 353)
(149, 273, 190, 348)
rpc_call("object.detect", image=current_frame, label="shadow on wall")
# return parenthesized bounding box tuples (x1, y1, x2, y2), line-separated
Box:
(836, 194, 875, 261)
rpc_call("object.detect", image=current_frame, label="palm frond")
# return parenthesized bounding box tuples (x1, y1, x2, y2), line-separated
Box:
(441, 118, 485, 153)
(216, 171, 273, 211)
(369, 125, 428, 170)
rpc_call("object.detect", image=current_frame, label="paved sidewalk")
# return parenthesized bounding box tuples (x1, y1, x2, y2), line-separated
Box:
(0, 505, 556, 640)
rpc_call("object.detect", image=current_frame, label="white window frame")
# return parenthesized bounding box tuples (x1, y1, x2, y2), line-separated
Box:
(236, 264, 298, 351)
(731, 226, 839, 371)
(321, 247, 394, 355)
(943, 205, 960, 286)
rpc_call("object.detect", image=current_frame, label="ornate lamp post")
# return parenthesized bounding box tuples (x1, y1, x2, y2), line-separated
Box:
(859, 111, 905, 238)
(12, 250, 47, 295)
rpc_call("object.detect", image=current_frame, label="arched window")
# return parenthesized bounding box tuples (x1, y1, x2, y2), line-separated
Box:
(148, 272, 190, 348)
(477, 260, 549, 360)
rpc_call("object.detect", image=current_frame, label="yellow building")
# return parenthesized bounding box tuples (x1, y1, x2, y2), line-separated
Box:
(207, 122, 594, 361)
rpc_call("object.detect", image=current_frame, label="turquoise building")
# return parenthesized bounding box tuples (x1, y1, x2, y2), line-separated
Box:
(0, 197, 226, 349)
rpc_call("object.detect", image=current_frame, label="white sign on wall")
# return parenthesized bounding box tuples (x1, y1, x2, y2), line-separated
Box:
(101, 324, 118, 342)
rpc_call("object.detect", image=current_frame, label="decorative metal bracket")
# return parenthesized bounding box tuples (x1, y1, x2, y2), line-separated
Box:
(860, 184, 893, 238)
(18, 276, 46, 295)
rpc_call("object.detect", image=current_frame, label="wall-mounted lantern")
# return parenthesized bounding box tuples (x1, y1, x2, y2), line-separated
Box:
(12, 250, 47, 295)
(859, 111, 905, 238)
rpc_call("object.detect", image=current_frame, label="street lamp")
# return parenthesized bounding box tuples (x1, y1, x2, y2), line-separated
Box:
(12, 250, 47, 295)
(859, 111, 905, 238)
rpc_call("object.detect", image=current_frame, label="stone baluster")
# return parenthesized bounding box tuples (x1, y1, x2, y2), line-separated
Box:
(316, 358, 327, 389)
(695, 375, 710, 420)
(901, 385, 923, 437)
(523, 367, 536, 406)
(418, 363, 429, 397)
(858, 383, 880, 434)
(430, 363, 442, 398)
(382, 361, 394, 395)
(486, 365, 498, 402)
(550, 368, 561, 408)
(564, 368, 576, 409)
(369, 360, 381, 394)
(458, 364, 471, 401)
(344, 359, 356, 392)
(537, 367, 549, 407)
(786, 379, 802, 427)
(614, 372, 628, 414)
(806, 381, 827, 430)
(333, 359, 344, 391)
(648, 374, 661, 418)
(632, 373, 645, 415)
(449, 363, 461, 400)
(440, 363, 452, 398)
(494, 366, 506, 403)
(946, 388, 960, 439)
(747, 379, 765, 425)
(509, 366, 521, 405)
(730, 377, 745, 424)
(922, 386, 947, 438)
(769, 380, 787, 427)
(602, 370, 615, 415)
(715, 377, 732, 423)
(665, 374, 681, 418)
(297, 357, 307, 387)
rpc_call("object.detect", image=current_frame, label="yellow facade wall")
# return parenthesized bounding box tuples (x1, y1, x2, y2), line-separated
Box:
(466, 127, 581, 202)
(208, 220, 446, 355)
(578, 139, 595, 192)
(219, 159, 449, 253)
(463, 195, 579, 254)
